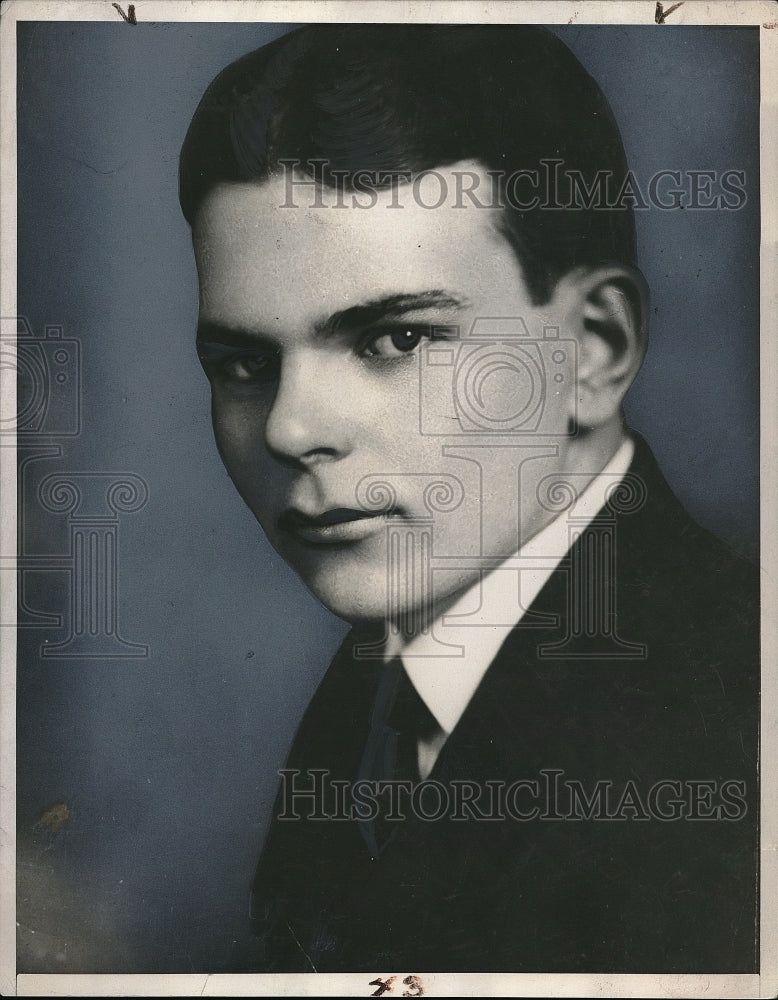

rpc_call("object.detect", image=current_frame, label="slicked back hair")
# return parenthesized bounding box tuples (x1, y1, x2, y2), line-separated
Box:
(179, 24, 636, 303)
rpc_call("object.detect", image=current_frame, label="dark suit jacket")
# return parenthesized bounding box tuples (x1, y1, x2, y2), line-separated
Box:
(244, 435, 759, 973)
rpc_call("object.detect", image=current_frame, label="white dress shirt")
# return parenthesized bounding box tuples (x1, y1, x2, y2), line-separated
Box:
(384, 437, 635, 778)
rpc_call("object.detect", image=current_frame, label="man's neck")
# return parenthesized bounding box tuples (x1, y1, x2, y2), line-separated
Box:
(384, 428, 633, 653)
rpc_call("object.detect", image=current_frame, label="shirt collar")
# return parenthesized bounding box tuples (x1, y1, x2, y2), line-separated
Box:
(390, 436, 635, 735)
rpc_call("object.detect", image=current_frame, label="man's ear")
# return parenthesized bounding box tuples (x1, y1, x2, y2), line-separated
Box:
(552, 265, 649, 430)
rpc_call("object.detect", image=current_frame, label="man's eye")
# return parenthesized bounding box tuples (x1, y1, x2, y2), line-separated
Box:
(198, 345, 280, 384)
(222, 353, 279, 382)
(362, 326, 430, 358)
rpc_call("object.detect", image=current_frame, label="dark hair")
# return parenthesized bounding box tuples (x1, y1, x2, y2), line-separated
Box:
(179, 24, 636, 303)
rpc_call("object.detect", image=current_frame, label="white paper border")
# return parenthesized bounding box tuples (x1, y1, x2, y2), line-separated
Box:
(1, 2, 775, 997)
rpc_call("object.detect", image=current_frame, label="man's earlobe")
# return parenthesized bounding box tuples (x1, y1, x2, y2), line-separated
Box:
(563, 266, 649, 429)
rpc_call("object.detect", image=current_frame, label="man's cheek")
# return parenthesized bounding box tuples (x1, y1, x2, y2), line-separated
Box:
(212, 400, 261, 459)
(210, 409, 268, 501)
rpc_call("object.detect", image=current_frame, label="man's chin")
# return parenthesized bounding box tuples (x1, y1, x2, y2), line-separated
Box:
(278, 542, 390, 622)
(296, 574, 417, 628)
(305, 583, 391, 626)
(291, 557, 476, 630)
(276, 536, 474, 630)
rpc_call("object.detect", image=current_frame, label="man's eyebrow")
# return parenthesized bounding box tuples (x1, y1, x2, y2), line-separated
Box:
(196, 291, 468, 348)
(196, 322, 276, 349)
(319, 291, 469, 337)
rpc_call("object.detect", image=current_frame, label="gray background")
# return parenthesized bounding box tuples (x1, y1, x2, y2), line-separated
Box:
(15, 22, 759, 972)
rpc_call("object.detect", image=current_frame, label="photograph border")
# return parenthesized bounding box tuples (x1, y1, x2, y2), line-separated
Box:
(1, 1, 775, 996)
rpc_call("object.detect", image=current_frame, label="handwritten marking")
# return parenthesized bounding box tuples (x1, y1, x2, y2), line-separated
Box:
(112, 3, 137, 24)
(370, 977, 397, 997)
(403, 975, 425, 997)
(367, 976, 425, 997)
(655, 1, 684, 24)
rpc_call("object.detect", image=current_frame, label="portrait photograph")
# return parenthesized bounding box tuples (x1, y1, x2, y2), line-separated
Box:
(1, 1, 776, 996)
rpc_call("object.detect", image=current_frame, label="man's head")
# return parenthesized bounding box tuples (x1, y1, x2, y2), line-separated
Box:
(181, 25, 648, 625)
(180, 24, 637, 301)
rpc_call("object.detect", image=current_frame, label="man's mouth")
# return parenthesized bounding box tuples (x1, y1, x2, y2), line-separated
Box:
(279, 507, 395, 545)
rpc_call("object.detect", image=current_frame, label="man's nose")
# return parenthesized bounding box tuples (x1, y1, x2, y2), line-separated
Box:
(263, 352, 353, 466)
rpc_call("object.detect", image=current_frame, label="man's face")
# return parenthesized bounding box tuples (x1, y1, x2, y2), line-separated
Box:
(193, 165, 579, 624)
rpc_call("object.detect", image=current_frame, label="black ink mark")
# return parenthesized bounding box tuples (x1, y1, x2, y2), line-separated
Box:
(112, 3, 137, 24)
(369, 978, 397, 997)
(403, 975, 425, 997)
(655, 1, 684, 23)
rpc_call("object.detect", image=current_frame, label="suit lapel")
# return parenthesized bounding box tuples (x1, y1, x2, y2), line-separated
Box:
(426, 433, 673, 785)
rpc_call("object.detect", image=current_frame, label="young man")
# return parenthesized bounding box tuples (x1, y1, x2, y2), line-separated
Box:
(179, 25, 758, 973)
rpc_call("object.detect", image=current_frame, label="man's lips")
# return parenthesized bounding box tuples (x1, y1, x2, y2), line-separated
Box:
(279, 507, 396, 545)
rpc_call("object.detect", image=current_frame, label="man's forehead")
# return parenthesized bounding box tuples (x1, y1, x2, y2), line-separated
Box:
(191, 164, 529, 329)
(193, 161, 506, 244)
